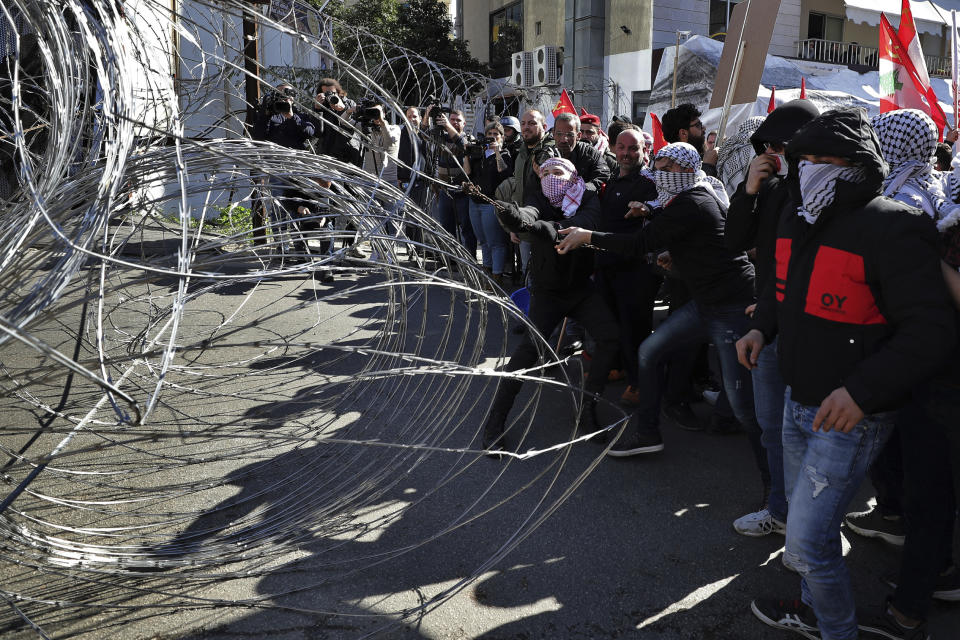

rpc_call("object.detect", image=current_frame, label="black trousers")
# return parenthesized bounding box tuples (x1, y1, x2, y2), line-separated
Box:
(595, 263, 661, 388)
(893, 381, 959, 620)
(490, 287, 619, 419)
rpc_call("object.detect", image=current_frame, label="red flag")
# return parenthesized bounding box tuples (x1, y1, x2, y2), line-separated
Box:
(879, 12, 948, 139)
(551, 89, 576, 118)
(800, 77, 807, 99)
(889, 2, 948, 137)
(649, 113, 667, 153)
(767, 86, 776, 113)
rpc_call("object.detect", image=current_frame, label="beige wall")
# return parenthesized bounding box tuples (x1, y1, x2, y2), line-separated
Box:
(800, 0, 843, 40)
(462, 2, 492, 63)
(524, 0, 564, 49)
(607, 0, 652, 55)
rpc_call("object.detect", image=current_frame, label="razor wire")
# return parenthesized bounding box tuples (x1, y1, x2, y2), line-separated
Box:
(0, 1, 629, 637)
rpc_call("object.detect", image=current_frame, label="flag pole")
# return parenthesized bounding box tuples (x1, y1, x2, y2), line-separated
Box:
(716, 0, 751, 144)
(953, 10, 959, 130)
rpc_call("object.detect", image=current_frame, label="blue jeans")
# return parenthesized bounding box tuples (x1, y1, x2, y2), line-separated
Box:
(432, 190, 475, 256)
(782, 389, 895, 640)
(468, 200, 509, 274)
(754, 337, 787, 522)
(633, 300, 760, 434)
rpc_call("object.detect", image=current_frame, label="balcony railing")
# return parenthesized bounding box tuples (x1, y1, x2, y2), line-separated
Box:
(795, 38, 951, 78)
(796, 38, 879, 67)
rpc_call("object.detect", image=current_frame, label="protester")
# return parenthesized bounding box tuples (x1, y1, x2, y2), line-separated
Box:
(552, 112, 610, 191)
(738, 108, 956, 640)
(661, 103, 718, 175)
(481, 157, 618, 453)
(716, 116, 766, 197)
(842, 108, 960, 638)
(724, 99, 819, 538)
(557, 143, 767, 471)
(509, 109, 559, 275)
(595, 128, 661, 406)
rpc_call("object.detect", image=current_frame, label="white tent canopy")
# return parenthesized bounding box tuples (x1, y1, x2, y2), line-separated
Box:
(844, 0, 960, 35)
(643, 36, 958, 144)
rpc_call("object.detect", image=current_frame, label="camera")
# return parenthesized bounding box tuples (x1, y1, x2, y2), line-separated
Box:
(355, 97, 382, 133)
(464, 135, 486, 161)
(321, 90, 341, 108)
(264, 86, 295, 116)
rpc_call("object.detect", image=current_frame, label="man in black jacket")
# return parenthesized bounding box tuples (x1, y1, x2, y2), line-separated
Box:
(481, 157, 619, 453)
(724, 99, 819, 538)
(596, 127, 661, 405)
(553, 112, 610, 191)
(737, 108, 956, 640)
(558, 143, 763, 466)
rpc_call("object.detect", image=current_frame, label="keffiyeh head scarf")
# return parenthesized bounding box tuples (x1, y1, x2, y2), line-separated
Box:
(797, 160, 867, 224)
(872, 109, 960, 231)
(717, 116, 766, 196)
(653, 143, 730, 208)
(540, 157, 586, 217)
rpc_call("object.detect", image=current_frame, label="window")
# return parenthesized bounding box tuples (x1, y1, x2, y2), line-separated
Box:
(535, 21, 541, 36)
(490, 1, 523, 78)
(808, 12, 843, 42)
(709, 0, 743, 39)
(632, 91, 651, 127)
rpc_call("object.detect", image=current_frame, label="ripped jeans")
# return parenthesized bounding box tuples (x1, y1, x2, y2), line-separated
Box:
(782, 389, 895, 640)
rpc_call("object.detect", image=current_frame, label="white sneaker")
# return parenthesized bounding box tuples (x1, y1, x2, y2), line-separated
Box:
(733, 508, 786, 537)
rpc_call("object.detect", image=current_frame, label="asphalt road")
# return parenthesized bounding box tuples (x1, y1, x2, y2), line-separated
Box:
(0, 235, 957, 640)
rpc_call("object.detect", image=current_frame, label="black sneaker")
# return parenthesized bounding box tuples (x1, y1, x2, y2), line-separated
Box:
(662, 402, 702, 431)
(858, 601, 929, 639)
(844, 508, 905, 546)
(882, 564, 960, 601)
(750, 598, 819, 639)
(606, 428, 663, 457)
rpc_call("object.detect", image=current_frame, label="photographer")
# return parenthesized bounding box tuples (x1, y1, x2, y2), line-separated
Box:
(312, 78, 361, 166)
(397, 106, 430, 207)
(360, 102, 401, 186)
(253, 83, 315, 149)
(463, 122, 514, 286)
(429, 107, 476, 257)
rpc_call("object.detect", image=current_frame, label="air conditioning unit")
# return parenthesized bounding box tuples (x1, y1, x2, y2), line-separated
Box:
(533, 45, 560, 86)
(511, 51, 534, 87)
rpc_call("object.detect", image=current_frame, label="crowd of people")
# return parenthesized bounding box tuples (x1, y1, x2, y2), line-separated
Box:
(252, 82, 960, 640)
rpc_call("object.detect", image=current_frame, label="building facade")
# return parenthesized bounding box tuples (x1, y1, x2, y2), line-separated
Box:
(456, 0, 957, 126)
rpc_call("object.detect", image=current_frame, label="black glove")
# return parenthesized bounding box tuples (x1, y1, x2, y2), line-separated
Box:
(495, 201, 526, 233)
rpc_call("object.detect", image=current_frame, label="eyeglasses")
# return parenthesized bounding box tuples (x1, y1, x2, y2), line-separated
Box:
(764, 142, 785, 153)
(688, 120, 704, 130)
(554, 131, 577, 139)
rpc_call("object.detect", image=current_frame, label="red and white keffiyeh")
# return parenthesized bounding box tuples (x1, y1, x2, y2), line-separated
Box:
(540, 157, 586, 217)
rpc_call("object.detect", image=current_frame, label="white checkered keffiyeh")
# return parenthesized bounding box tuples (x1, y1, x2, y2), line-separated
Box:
(797, 160, 867, 224)
(653, 142, 730, 208)
(717, 116, 765, 196)
(873, 109, 960, 231)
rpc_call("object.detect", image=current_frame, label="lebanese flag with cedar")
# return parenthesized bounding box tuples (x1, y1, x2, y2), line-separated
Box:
(879, 12, 947, 138)
(878, 3, 947, 137)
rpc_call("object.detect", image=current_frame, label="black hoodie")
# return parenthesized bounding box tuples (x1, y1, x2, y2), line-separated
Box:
(753, 108, 956, 412)
(726, 100, 820, 295)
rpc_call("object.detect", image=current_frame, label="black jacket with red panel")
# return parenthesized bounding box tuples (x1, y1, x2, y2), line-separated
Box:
(753, 108, 956, 413)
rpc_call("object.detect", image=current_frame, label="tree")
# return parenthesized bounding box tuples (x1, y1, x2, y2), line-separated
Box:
(317, 0, 489, 102)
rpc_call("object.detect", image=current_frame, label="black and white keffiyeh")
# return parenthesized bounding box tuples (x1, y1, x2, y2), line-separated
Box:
(652, 142, 730, 208)
(797, 160, 867, 224)
(717, 116, 765, 196)
(873, 109, 960, 231)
